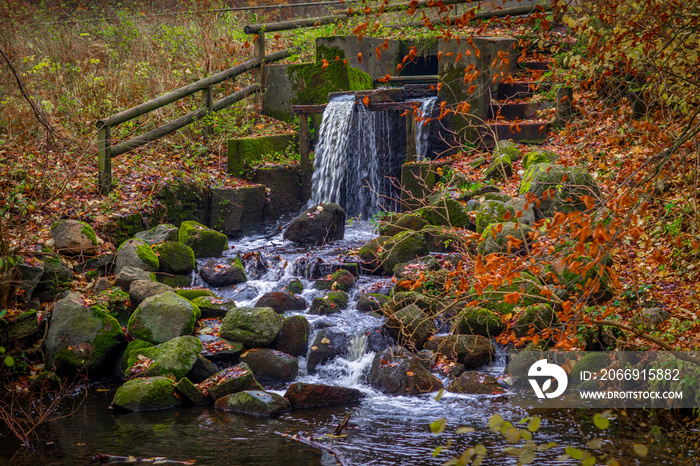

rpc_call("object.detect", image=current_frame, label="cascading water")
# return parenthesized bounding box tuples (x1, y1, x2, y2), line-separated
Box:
(415, 96, 438, 161)
(311, 95, 406, 219)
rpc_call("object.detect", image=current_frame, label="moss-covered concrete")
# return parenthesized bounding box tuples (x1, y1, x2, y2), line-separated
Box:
(227, 134, 297, 176)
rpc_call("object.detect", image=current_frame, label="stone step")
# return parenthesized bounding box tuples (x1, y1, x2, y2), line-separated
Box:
(477, 121, 551, 148)
(490, 100, 553, 120)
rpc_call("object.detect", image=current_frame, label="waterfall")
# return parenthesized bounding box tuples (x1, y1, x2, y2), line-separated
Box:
(311, 95, 406, 219)
(415, 96, 437, 161)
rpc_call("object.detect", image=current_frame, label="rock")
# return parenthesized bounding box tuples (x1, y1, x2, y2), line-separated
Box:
(0, 310, 43, 348)
(447, 372, 503, 394)
(272, 315, 311, 357)
(96, 287, 131, 325)
(186, 355, 219, 383)
(475, 200, 516, 234)
(129, 280, 173, 308)
(483, 192, 512, 203)
(225, 283, 260, 301)
(281, 278, 303, 294)
(200, 258, 247, 287)
(116, 339, 153, 378)
(379, 231, 429, 275)
(521, 149, 558, 170)
(114, 266, 154, 291)
(380, 214, 428, 237)
(45, 292, 125, 375)
(175, 288, 216, 301)
(214, 390, 291, 417)
(175, 377, 209, 405)
(555, 254, 614, 305)
(519, 163, 602, 217)
(356, 293, 389, 313)
(572, 352, 611, 383)
(240, 348, 298, 383)
(204, 363, 264, 400)
(35, 256, 74, 301)
(631, 307, 671, 330)
(134, 224, 179, 245)
(421, 198, 471, 228)
(478, 222, 532, 256)
(178, 221, 228, 258)
(421, 225, 464, 253)
(283, 203, 345, 245)
(369, 347, 442, 395)
(385, 304, 434, 350)
(424, 335, 494, 369)
(198, 335, 243, 365)
(50, 219, 99, 257)
(16, 263, 44, 303)
(382, 291, 435, 316)
(455, 307, 504, 337)
(76, 254, 115, 277)
(307, 329, 348, 374)
(493, 139, 521, 161)
(125, 335, 202, 379)
(93, 277, 112, 294)
(155, 273, 192, 288)
(314, 269, 356, 292)
(191, 295, 237, 318)
(115, 239, 159, 275)
(393, 255, 441, 280)
(505, 197, 537, 226)
(308, 290, 349, 315)
(127, 291, 201, 344)
(112, 376, 179, 411)
(284, 382, 365, 409)
(254, 291, 306, 313)
(513, 304, 558, 337)
(219, 307, 284, 347)
(358, 236, 391, 271)
(152, 241, 195, 275)
(364, 326, 395, 353)
(484, 152, 513, 181)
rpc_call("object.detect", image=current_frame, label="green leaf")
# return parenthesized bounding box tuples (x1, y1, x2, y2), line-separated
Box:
(565, 447, 584, 460)
(4, 355, 14, 367)
(632, 444, 648, 457)
(455, 427, 474, 434)
(429, 417, 447, 434)
(435, 388, 445, 401)
(527, 416, 541, 432)
(432, 446, 443, 457)
(504, 427, 521, 444)
(520, 429, 532, 441)
(474, 444, 487, 456)
(537, 442, 557, 451)
(488, 414, 504, 432)
(593, 413, 610, 430)
(588, 439, 603, 449)
(519, 447, 536, 464)
(0, 309, 7, 319)
(582, 456, 597, 466)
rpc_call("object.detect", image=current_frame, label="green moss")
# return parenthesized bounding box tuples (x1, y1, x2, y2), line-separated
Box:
(494, 140, 520, 159)
(79, 221, 98, 246)
(152, 241, 195, 274)
(288, 61, 372, 106)
(175, 288, 216, 301)
(227, 134, 298, 174)
(522, 149, 558, 170)
(112, 377, 178, 411)
(326, 290, 349, 309)
(284, 279, 303, 294)
(572, 352, 611, 383)
(315, 44, 346, 61)
(133, 243, 159, 270)
(475, 200, 516, 233)
(456, 308, 504, 337)
(178, 221, 228, 258)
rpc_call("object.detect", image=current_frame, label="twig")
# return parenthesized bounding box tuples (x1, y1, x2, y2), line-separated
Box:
(274, 431, 349, 466)
(333, 413, 350, 436)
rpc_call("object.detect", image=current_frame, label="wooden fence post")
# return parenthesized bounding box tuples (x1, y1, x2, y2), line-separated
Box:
(254, 32, 266, 86)
(202, 85, 214, 138)
(98, 125, 112, 195)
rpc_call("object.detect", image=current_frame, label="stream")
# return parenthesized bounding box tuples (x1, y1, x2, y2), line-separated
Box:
(0, 221, 692, 465)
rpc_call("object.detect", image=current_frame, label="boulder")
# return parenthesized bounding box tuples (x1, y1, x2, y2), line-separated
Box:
(125, 335, 202, 379)
(455, 307, 504, 337)
(214, 390, 291, 417)
(155, 273, 192, 288)
(521, 149, 558, 170)
(493, 139, 521, 160)
(484, 152, 513, 181)
(219, 307, 284, 347)
(200, 258, 247, 287)
(382, 291, 435, 317)
(175, 288, 216, 301)
(284, 382, 365, 409)
(478, 222, 532, 256)
(380, 214, 428, 237)
(134, 224, 179, 245)
(191, 295, 237, 318)
(203, 363, 264, 400)
(272, 315, 311, 357)
(16, 263, 44, 303)
(281, 278, 303, 294)
(283, 203, 345, 245)
(96, 287, 131, 325)
(45, 292, 125, 375)
(379, 231, 429, 274)
(152, 241, 195, 275)
(240, 348, 298, 383)
(309, 290, 349, 315)
(198, 335, 243, 365)
(178, 221, 228, 258)
(513, 303, 558, 337)
(424, 335, 494, 369)
(307, 328, 348, 374)
(369, 347, 442, 395)
(358, 236, 391, 272)
(505, 197, 537, 226)
(50, 219, 99, 257)
(475, 200, 516, 234)
(254, 291, 306, 313)
(385, 304, 434, 350)
(519, 163, 601, 217)
(174, 377, 208, 405)
(115, 239, 159, 274)
(129, 280, 172, 308)
(127, 291, 201, 344)
(34, 256, 74, 301)
(447, 372, 503, 394)
(421, 225, 464, 253)
(112, 376, 179, 411)
(114, 266, 154, 292)
(356, 293, 389, 313)
(314, 269, 356, 292)
(77, 254, 115, 277)
(421, 198, 471, 228)
(365, 325, 395, 353)
(186, 355, 219, 383)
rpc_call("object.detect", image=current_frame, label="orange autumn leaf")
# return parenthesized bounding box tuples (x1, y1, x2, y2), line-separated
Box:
(468, 85, 477, 94)
(321, 59, 329, 70)
(504, 292, 521, 305)
(357, 52, 363, 64)
(362, 96, 370, 107)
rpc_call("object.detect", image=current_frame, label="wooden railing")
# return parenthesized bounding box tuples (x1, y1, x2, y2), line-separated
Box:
(96, 48, 296, 194)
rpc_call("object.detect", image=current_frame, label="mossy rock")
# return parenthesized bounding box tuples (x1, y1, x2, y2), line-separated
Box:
(447, 372, 502, 394)
(379, 231, 429, 275)
(115, 239, 159, 274)
(97, 287, 131, 325)
(219, 307, 284, 348)
(473, 276, 552, 315)
(572, 352, 611, 383)
(482, 192, 512, 203)
(455, 307, 505, 337)
(284, 279, 303, 294)
(522, 149, 558, 170)
(356, 293, 389, 312)
(358, 236, 391, 270)
(214, 390, 291, 417)
(314, 269, 355, 292)
(117, 339, 153, 378)
(205, 362, 264, 401)
(493, 140, 520, 160)
(152, 241, 195, 275)
(134, 224, 179, 246)
(191, 295, 237, 318)
(379, 214, 428, 237)
(475, 200, 516, 234)
(174, 377, 208, 405)
(175, 288, 216, 301)
(420, 198, 471, 228)
(478, 222, 532, 256)
(556, 253, 614, 304)
(125, 335, 202, 379)
(112, 376, 179, 411)
(506, 197, 537, 226)
(309, 290, 349, 315)
(385, 303, 434, 350)
(272, 315, 311, 357)
(484, 153, 513, 181)
(178, 221, 228, 259)
(519, 163, 601, 217)
(512, 303, 558, 337)
(50, 219, 99, 257)
(127, 291, 201, 344)
(421, 225, 465, 253)
(383, 291, 436, 316)
(424, 335, 494, 369)
(156, 273, 192, 288)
